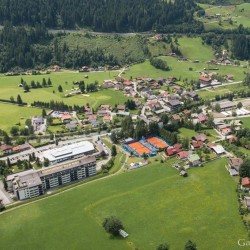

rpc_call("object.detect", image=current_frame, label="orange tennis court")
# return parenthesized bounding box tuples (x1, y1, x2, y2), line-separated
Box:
(128, 141, 151, 155)
(146, 137, 169, 149)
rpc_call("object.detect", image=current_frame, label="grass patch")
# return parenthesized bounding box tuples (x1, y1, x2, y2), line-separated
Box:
(0, 102, 43, 133)
(0, 158, 246, 250)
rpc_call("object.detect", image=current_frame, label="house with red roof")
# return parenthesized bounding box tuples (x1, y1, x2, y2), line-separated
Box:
(177, 151, 189, 160)
(198, 113, 208, 123)
(87, 114, 97, 122)
(192, 134, 207, 142)
(191, 141, 204, 149)
(241, 177, 250, 190)
(61, 114, 72, 123)
(165, 144, 182, 156)
(220, 127, 231, 136)
(103, 116, 112, 123)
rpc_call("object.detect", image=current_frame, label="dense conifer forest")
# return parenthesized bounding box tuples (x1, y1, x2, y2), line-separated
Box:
(0, 0, 201, 32)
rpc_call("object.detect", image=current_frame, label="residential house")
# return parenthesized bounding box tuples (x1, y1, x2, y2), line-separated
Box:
(192, 134, 207, 143)
(87, 114, 97, 122)
(191, 141, 204, 149)
(197, 113, 208, 123)
(199, 76, 211, 85)
(188, 154, 201, 166)
(165, 144, 182, 156)
(103, 116, 111, 123)
(100, 104, 112, 111)
(184, 91, 199, 101)
(61, 114, 72, 123)
(97, 110, 111, 117)
(172, 114, 181, 122)
(117, 104, 126, 112)
(177, 151, 189, 160)
(220, 127, 231, 136)
(165, 96, 181, 111)
(229, 158, 243, 172)
(242, 177, 250, 190)
(84, 106, 93, 115)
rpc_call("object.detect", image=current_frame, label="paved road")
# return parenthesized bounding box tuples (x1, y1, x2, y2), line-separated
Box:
(0, 180, 12, 205)
(196, 81, 243, 92)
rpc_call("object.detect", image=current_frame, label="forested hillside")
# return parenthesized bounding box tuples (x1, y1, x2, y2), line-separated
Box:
(0, 0, 202, 32)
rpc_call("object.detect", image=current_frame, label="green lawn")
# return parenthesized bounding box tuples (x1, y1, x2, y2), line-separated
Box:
(239, 117, 250, 129)
(0, 158, 246, 250)
(124, 56, 246, 85)
(0, 71, 129, 108)
(0, 102, 43, 133)
(198, 82, 248, 100)
(196, 3, 250, 30)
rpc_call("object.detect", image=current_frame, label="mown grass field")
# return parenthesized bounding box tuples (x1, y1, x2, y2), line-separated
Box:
(0, 71, 130, 108)
(198, 82, 248, 100)
(0, 102, 42, 133)
(124, 36, 246, 83)
(197, 3, 250, 30)
(0, 158, 246, 250)
(239, 117, 250, 129)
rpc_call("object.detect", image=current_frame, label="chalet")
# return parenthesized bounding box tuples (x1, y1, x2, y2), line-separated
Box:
(97, 110, 110, 117)
(87, 115, 97, 122)
(192, 134, 207, 142)
(188, 154, 201, 166)
(100, 104, 112, 111)
(191, 141, 204, 149)
(84, 107, 93, 115)
(115, 77, 124, 83)
(184, 91, 199, 101)
(147, 101, 162, 112)
(206, 142, 216, 149)
(199, 76, 211, 85)
(177, 151, 189, 160)
(165, 144, 182, 156)
(228, 136, 237, 144)
(241, 177, 250, 190)
(61, 114, 72, 123)
(220, 127, 231, 136)
(0, 144, 13, 154)
(124, 80, 133, 87)
(229, 158, 243, 171)
(165, 97, 181, 111)
(81, 66, 89, 72)
(103, 116, 111, 123)
(32, 117, 45, 127)
(172, 114, 181, 122)
(197, 113, 208, 123)
(117, 104, 126, 112)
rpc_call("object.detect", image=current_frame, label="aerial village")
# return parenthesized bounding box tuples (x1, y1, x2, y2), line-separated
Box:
(0, 42, 250, 217)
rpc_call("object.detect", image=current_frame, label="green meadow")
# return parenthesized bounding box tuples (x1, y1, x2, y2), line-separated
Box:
(0, 158, 246, 250)
(197, 3, 250, 30)
(0, 71, 129, 108)
(0, 103, 42, 133)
